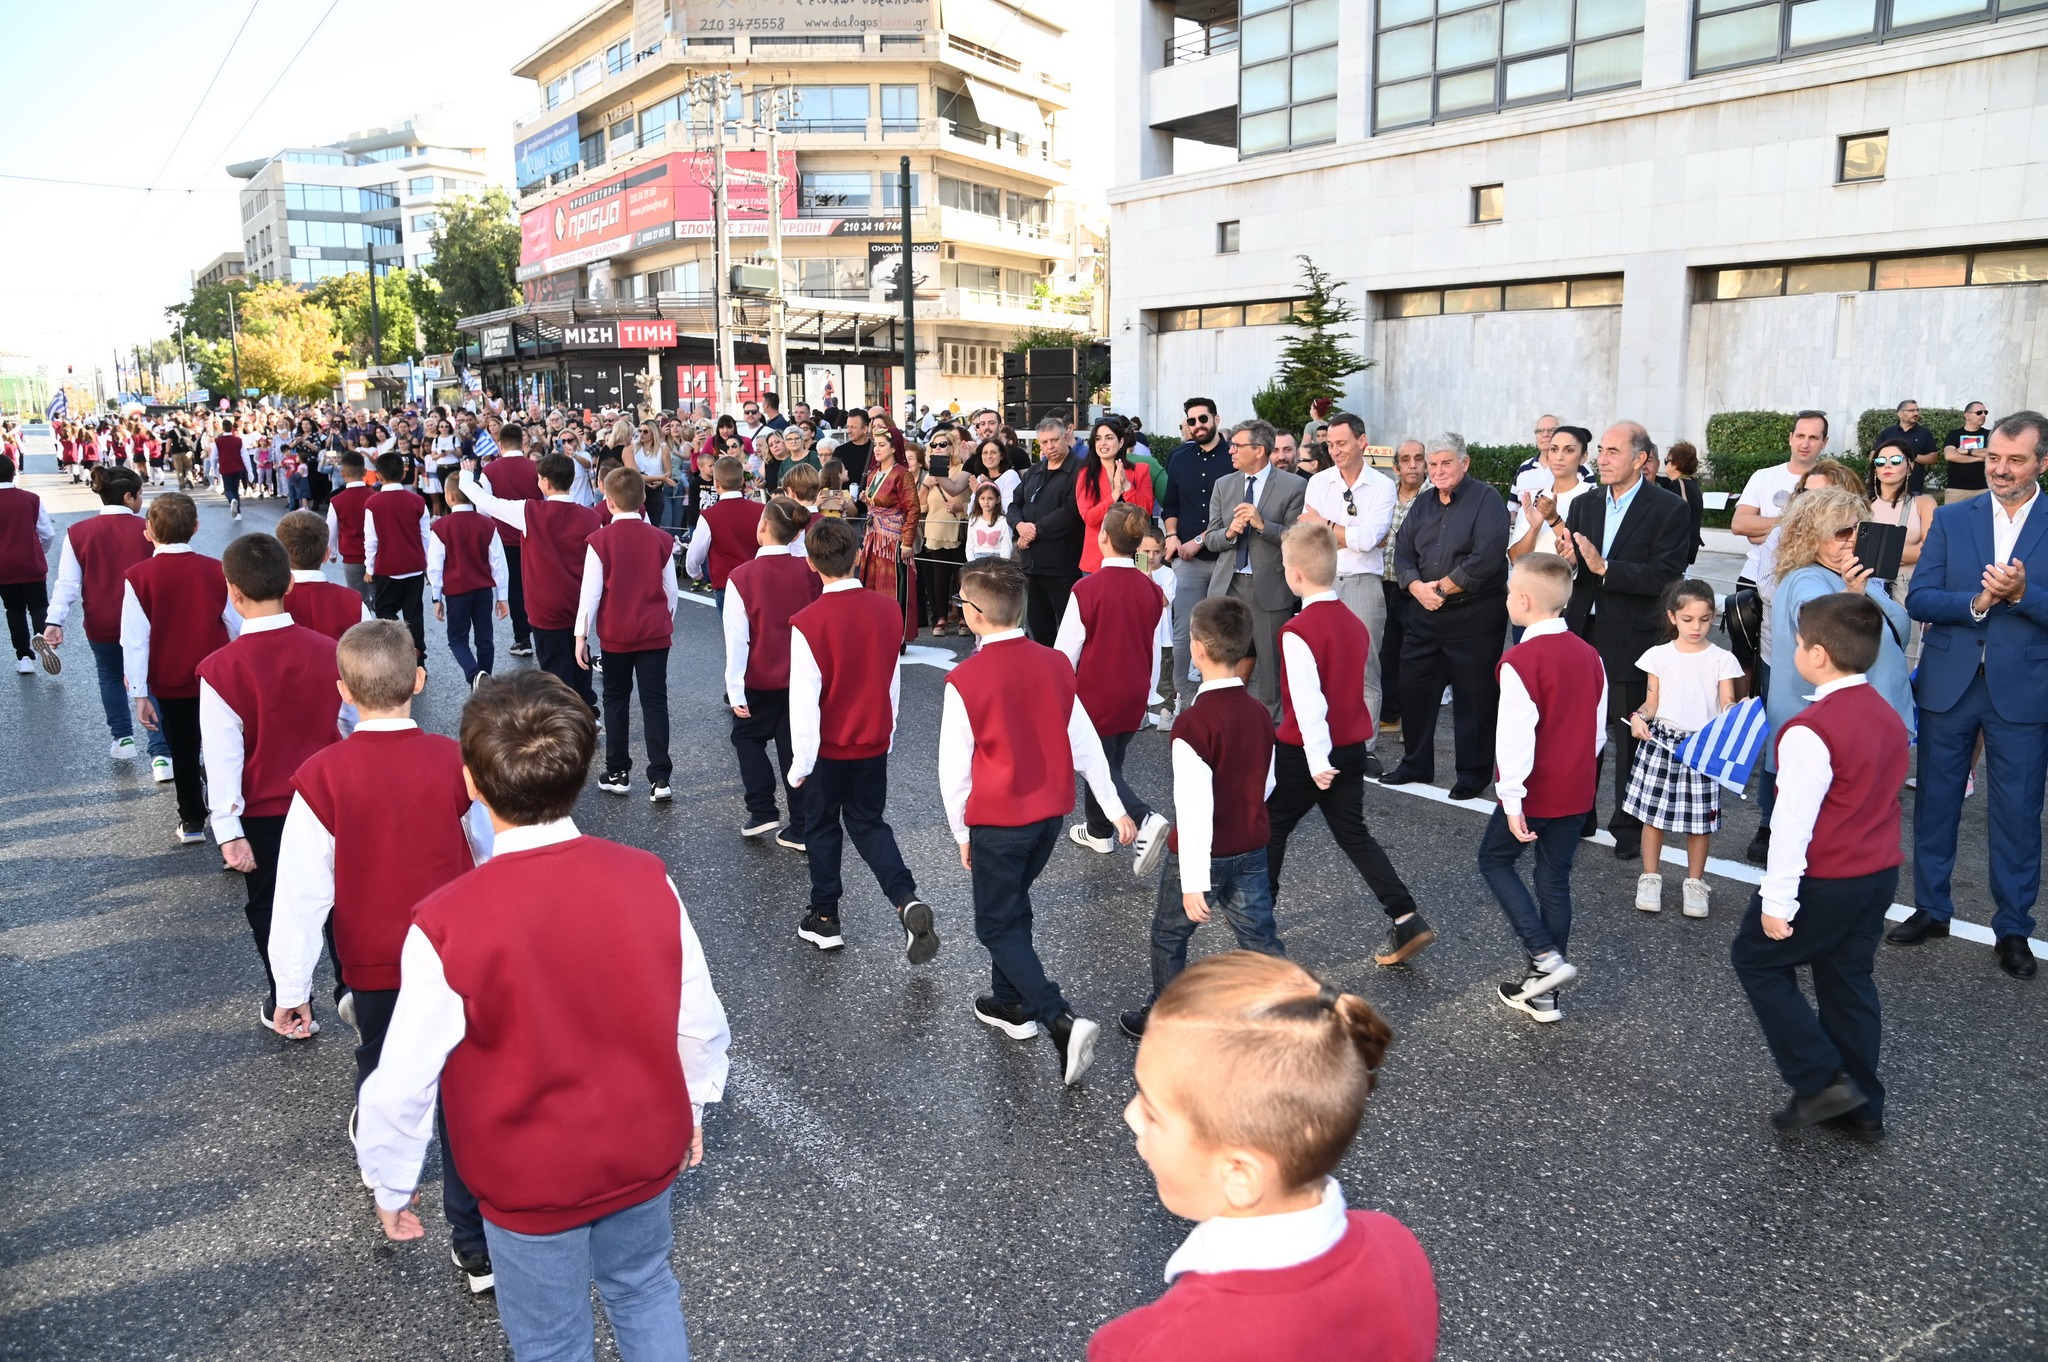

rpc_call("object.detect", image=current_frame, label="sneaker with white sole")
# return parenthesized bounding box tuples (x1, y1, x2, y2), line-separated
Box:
(348, 1104, 374, 1187)
(1682, 877, 1711, 918)
(451, 1243, 496, 1294)
(14, 656, 33, 674)
(1514, 953, 1580, 999)
(471, 670, 490, 692)
(741, 818, 781, 839)
(798, 911, 844, 951)
(31, 636, 61, 674)
(110, 736, 138, 760)
(972, 995, 1040, 1039)
(1068, 823, 1114, 854)
(597, 770, 631, 795)
(1132, 812, 1171, 878)
(1048, 1013, 1100, 1085)
(774, 829, 807, 852)
(897, 897, 940, 965)
(1496, 978, 1562, 1022)
(152, 756, 175, 783)
(649, 784, 673, 803)
(338, 991, 357, 1029)
(176, 822, 207, 845)
(1635, 872, 1664, 913)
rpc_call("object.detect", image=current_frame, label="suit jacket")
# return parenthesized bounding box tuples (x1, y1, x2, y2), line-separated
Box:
(1202, 465, 1307, 612)
(1562, 479, 1693, 677)
(1907, 493, 2048, 722)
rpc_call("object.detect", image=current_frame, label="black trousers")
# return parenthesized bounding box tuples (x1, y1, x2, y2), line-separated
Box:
(1083, 728, 1152, 837)
(1267, 741, 1418, 921)
(239, 813, 288, 1010)
(156, 695, 207, 829)
(1379, 579, 1408, 725)
(1393, 593, 1508, 790)
(731, 686, 805, 827)
(919, 542, 965, 628)
(443, 587, 494, 682)
(504, 545, 531, 646)
(970, 816, 1068, 1025)
(1, 579, 48, 659)
(1024, 570, 1080, 646)
(804, 753, 917, 916)
(533, 626, 597, 712)
(372, 575, 426, 662)
(350, 987, 401, 1095)
(1590, 628, 1648, 841)
(602, 647, 671, 784)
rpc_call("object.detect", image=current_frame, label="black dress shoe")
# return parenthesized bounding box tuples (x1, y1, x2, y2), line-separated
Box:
(1581, 812, 1599, 840)
(1448, 784, 1481, 801)
(1363, 752, 1384, 780)
(1611, 838, 1641, 861)
(1886, 909, 1950, 946)
(1823, 1107, 1886, 1143)
(1995, 934, 2038, 979)
(1771, 1072, 1866, 1132)
(1378, 768, 1425, 787)
(1745, 827, 1771, 866)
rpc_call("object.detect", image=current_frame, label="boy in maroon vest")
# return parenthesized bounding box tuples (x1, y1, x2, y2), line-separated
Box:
(725, 496, 820, 842)
(1733, 592, 1907, 1140)
(1119, 596, 1284, 1040)
(276, 510, 372, 642)
(1055, 502, 1172, 871)
(1266, 525, 1434, 968)
(684, 455, 763, 613)
(786, 516, 939, 961)
(269, 619, 494, 1290)
(459, 449, 601, 713)
(1479, 554, 1608, 1023)
(122, 493, 237, 843)
(325, 452, 374, 604)
(354, 669, 731, 1356)
(196, 533, 348, 1031)
(576, 468, 679, 801)
(428, 475, 508, 688)
(943, 556, 1133, 1085)
(363, 453, 431, 665)
(0, 453, 57, 676)
(43, 468, 168, 765)
(482, 423, 543, 654)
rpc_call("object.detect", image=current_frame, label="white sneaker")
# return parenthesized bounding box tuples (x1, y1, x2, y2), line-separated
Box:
(1682, 877, 1711, 918)
(1068, 824, 1114, 854)
(338, 991, 358, 1029)
(1635, 872, 1663, 913)
(1132, 812, 1171, 878)
(13, 657, 31, 674)
(152, 756, 174, 783)
(110, 736, 138, 759)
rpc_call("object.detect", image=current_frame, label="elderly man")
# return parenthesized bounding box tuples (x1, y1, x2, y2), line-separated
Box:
(1203, 419, 1306, 715)
(1382, 433, 1511, 800)
(1558, 421, 1693, 858)
(1511, 413, 1565, 488)
(1161, 398, 1235, 711)
(1377, 438, 1428, 736)
(1300, 413, 1397, 773)
(1896, 410, 2048, 980)
(1008, 415, 1085, 642)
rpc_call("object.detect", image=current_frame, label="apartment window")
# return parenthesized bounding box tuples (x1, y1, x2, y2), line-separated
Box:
(783, 85, 871, 134)
(640, 94, 684, 145)
(1704, 244, 2048, 299)
(547, 76, 570, 109)
(1473, 184, 1504, 223)
(360, 184, 398, 211)
(799, 172, 872, 213)
(605, 38, 632, 73)
(1386, 275, 1624, 315)
(1239, 0, 1339, 156)
(1376, 0, 1643, 132)
(1874, 254, 1968, 289)
(1218, 220, 1241, 253)
(1005, 191, 1048, 227)
(881, 85, 921, 132)
(789, 256, 867, 295)
(288, 219, 368, 249)
(880, 173, 922, 208)
(285, 150, 346, 165)
(1972, 246, 2048, 284)
(579, 130, 607, 172)
(414, 251, 436, 270)
(407, 176, 438, 195)
(610, 120, 637, 155)
(365, 223, 399, 247)
(945, 261, 1003, 293)
(1691, 0, 2024, 72)
(1838, 131, 1887, 182)
(643, 267, 675, 294)
(285, 183, 348, 213)
(289, 257, 350, 284)
(1152, 299, 1305, 331)
(938, 175, 1002, 217)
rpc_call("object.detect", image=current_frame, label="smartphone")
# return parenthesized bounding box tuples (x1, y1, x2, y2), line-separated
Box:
(1854, 521, 1906, 580)
(928, 452, 950, 478)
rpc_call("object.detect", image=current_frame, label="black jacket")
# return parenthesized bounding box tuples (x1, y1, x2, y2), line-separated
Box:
(1007, 454, 1083, 578)
(1562, 479, 1694, 675)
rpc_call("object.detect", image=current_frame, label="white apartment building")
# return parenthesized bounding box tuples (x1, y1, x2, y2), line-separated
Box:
(1112, 0, 2048, 448)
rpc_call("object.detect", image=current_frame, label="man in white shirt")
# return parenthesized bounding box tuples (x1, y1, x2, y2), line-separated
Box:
(1730, 411, 1829, 587)
(1298, 414, 1396, 772)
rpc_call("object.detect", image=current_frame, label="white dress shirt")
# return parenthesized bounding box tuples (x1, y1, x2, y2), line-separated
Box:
(1052, 558, 1165, 718)
(722, 545, 794, 708)
(354, 817, 732, 1213)
(1304, 464, 1397, 576)
(1760, 674, 1865, 921)
(1494, 616, 1609, 819)
(1162, 1177, 1350, 1283)
(360, 484, 432, 580)
(684, 491, 748, 581)
(290, 569, 374, 624)
(44, 505, 139, 629)
(325, 483, 365, 560)
(1991, 485, 2037, 567)
(198, 614, 353, 843)
(937, 628, 1126, 844)
(574, 511, 680, 643)
(0, 482, 57, 562)
(1172, 677, 1279, 894)
(119, 544, 244, 700)
(424, 506, 509, 603)
(457, 467, 573, 539)
(787, 578, 898, 783)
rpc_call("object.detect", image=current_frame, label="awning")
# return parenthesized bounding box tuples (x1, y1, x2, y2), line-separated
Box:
(962, 77, 1047, 142)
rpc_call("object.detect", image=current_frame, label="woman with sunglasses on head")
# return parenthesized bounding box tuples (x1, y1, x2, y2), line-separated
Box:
(1076, 417, 1156, 575)
(1866, 436, 1936, 662)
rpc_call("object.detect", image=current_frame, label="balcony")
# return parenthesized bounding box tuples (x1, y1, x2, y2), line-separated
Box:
(943, 287, 1092, 329)
(1149, 44, 1239, 145)
(1163, 23, 1238, 67)
(931, 205, 1057, 256)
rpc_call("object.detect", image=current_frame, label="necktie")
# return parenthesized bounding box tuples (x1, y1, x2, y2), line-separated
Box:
(1236, 476, 1257, 571)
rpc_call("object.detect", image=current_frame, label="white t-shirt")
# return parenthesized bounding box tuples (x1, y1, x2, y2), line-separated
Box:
(1151, 563, 1177, 647)
(1509, 465, 1590, 535)
(1736, 463, 1803, 581)
(1636, 641, 1744, 732)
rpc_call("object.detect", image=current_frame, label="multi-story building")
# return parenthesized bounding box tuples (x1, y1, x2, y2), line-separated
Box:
(229, 107, 493, 287)
(194, 253, 246, 290)
(471, 0, 1098, 414)
(1113, 0, 2048, 449)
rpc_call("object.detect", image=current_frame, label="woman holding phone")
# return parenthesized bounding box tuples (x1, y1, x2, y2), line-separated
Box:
(1866, 434, 1936, 664)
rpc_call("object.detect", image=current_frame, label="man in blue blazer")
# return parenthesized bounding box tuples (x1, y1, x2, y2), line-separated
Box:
(1897, 410, 2048, 979)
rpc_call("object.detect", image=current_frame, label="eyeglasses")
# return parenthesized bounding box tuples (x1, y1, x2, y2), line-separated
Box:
(1872, 454, 1908, 467)
(949, 593, 985, 613)
(1832, 525, 1858, 542)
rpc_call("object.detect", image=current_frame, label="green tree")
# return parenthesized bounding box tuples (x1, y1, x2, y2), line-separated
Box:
(236, 281, 341, 400)
(407, 270, 463, 354)
(427, 189, 521, 318)
(1259, 256, 1370, 431)
(165, 278, 255, 344)
(308, 268, 420, 366)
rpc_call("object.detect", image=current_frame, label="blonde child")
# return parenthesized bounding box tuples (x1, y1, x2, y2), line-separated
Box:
(964, 483, 1012, 562)
(1138, 525, 1176, 725)
(1624, 578, 1745, 917)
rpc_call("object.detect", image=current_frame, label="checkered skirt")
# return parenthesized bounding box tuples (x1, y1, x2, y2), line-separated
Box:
(1623, 717, 1721, 835)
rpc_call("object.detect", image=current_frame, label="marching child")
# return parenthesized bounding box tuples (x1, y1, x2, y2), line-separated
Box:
(964, 483, 1012, 562)
(724, 497, 821, 841)
(427, 476, 508, 687)
(1624, 578, 1744, 917)
(1479, 553, 1608, 1024)
(1092, 952, 1437, 1362)
(1266, 524, 1433, 969)
(942, 556, 1133, 1085)
(683, 454, 763, 614)
(326, 452, 375, 604)
(459, 449, 601, 713)
(363, 453, 432, 664)
(575, 467, 679, 802)
(276, 510, 372, 641)
(0, 452, 57, 676)
(43, 468, 170, 767)
(354, 670, 731, 1357)
(1731, 592, 1906, 1140)
(785, 517, 939, 961)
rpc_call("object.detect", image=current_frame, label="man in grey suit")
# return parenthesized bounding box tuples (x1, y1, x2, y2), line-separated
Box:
(1203, 419, 1307, 715)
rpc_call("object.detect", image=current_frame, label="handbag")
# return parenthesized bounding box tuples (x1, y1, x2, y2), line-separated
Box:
(1723, 588, 1763, 671)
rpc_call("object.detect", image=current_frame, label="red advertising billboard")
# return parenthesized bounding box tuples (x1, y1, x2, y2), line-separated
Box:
(520, 151, 801, 278)
(673, 151, 797, 223)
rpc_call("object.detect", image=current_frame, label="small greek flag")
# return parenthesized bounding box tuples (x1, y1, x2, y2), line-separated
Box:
(472, 427, 500, 460)
(1674, 696, 1771, 796)
(45, 390, 67, 421)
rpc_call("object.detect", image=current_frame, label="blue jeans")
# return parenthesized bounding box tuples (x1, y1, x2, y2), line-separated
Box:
(1149, 847, 1285, 998)
(88, 640, 168, 756)
(483, 1186, 690, 1362)
(969, 816, 1068, 1024)
(443, 587, 495, 683)
(1477, 805, 1585, 959)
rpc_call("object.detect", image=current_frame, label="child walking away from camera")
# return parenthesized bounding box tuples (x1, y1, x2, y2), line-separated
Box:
(1140, 526, 1178, 727)
(1731, 593, 1906, 1142)
(942, 556, 1134, 1085)
(725, 497, 821, 844)
(1480, 554, 1607, 1024)
(363, 453, 433, 665)
(459, 447, 602, 713)
(1625, 579, 1744, 917)
(427, 476, 508, 687)
(577, 468, 680, 802)
(0, 453, 57, 676)
(1091, 952, 1437, 1362)
(42, 469, 169, 766)
(276, 510, 373, 641)
(326, 453, 376, 605)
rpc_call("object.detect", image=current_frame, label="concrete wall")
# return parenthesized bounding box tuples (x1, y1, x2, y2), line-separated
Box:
(1367, 306, 1623, 446)
(1150, 326, 1298, 429)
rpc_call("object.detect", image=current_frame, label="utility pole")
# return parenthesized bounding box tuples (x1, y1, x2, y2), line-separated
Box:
(760, 88, 793, 398)
(683, 72, 739, 414)
(227, 288, 244, 398)
(367, 256, 383, 366)
(898, 155, 916, 423)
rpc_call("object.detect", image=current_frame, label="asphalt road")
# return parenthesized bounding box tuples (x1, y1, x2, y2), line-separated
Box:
(2, 464, 2044, 1362)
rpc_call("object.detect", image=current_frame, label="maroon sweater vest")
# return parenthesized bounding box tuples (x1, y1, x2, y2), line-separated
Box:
(125, 552, 230, 698)
(949, 635, 1080, 828)
(432, 510, 499, 597)
(329, 485, 374, 563)
(415, 836, 693, 1234)
(286, 579, 365, 641)
(1775, 683, 1908, 879)
(701, 496, 764, 589)
(67, 513, 151, 643)
(0, 487, 46, 583)
(1167, 684, 1275, 858)
(483, 457, 541, 549)
(1071, 566, 1167, 737)
(365, 489, 428, 576)
(520, 499, 602, 631)
(1277, 599, 1374, 750)
(589, 517, 676, 653)
(1495, 630, 1605, 819)
(791, 588, 901, 759)
(214, 433, 246, 477)
(293, 727, 473, 991)
(729, 551, 821, 691)
(194, 625, 343, 818)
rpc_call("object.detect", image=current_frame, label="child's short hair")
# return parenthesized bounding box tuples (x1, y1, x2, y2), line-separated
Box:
(498, 422, 526, 451)
(444, 474, 469, 507)
(1138, 523, 1164, 549)
(602, 466, 646, 511)
(374, 452, 406, 484)
(1659, 577, 1717, 637)
(338, 452, 366, 478)
(337, 620, 419, 710)
(804, 516, 860, 576)
(1150, 952, 1393, 1188)
(761, 496, 811, 545)
(958, 556, 1026, 629)
(222, 533, 291, 602)
(1511, 553, 1574, 615)
(275, 510, 329, 570)
(713, 454, 745, 490)
(460, 670, 596, 826)
(779, 463, 821, 502)
(1101, 502, 1148, 558)
(1795, 592, 1883, 674)
(1190, 595, 1253, 666)
(147, 492, 199, 545)
(97, 467, 142, 507)
(536, 452, 575, 492)
(1281, 522, 1338, 588)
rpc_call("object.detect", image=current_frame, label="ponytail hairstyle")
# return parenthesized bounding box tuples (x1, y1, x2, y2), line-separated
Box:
(1148, 951, 1393, 1189)
(1659, 577, 1718, 638)
(761, 495, 811, 545)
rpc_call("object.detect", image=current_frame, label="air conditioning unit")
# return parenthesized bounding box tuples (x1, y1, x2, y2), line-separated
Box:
(942, 341, 963, 375)
(1040, 258, 1056, 273)
(941, 244, 960, 262)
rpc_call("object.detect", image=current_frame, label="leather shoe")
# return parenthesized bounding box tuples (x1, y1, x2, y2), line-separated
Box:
(1448, 784, 1482, 801)
(1745, 827, 1771, 866)
(1612, 838, 1641, 861)
(1378, 768, 1425, 787)
(1995, 934, 2038, 979)
(1363, 752, 1384, 780)
(1822, 1107, 1886, 1143)
(1886, 909, 1950, 946)
(1771, 1072, 1866, 1132)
